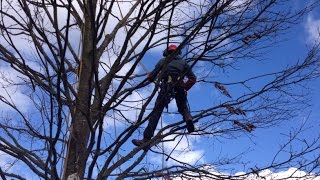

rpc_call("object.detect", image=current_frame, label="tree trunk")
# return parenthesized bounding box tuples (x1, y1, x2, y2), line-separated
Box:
(63, 1, 97, 179)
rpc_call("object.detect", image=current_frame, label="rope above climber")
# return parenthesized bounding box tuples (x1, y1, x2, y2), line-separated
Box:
(132, 44, 197, 150)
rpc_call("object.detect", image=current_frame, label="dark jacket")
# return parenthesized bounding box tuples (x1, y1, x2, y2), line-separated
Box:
(148, 55, 196, 91)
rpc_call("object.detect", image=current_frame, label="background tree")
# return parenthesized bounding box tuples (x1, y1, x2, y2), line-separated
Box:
(0, 0, 319, 179)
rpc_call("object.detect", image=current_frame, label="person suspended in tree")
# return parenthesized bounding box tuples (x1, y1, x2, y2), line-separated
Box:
(132, 44, 197, 150)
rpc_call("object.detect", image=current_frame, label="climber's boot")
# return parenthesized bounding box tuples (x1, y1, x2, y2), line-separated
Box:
(183, 113, 195, 133)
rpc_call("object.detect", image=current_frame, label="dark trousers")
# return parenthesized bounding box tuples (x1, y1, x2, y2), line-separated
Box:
(143, 82, 191, 139)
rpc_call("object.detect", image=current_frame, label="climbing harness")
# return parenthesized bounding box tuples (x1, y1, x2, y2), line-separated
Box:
(160, 74, 181, 111)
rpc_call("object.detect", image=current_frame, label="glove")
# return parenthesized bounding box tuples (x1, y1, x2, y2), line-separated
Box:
(183, 78, 196, 91)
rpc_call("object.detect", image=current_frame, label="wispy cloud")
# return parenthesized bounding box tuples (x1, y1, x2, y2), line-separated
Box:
(0, 64, 32, 112)
(305, 14, 320, 43)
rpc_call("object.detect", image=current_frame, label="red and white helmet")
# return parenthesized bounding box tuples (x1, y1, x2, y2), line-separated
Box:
(167, 44, 177, 52)
(163, 44, 180, 56)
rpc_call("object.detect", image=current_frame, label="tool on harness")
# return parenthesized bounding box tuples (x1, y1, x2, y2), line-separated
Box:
(161, 75, 180, 111)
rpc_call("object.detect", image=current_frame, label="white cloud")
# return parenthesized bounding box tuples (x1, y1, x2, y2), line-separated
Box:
(172, 167, 320, 180)
(103, 86, 155, 131)
(148, 123, 204, 166)
(238, 168, 320, 180)
(170, 149, 205, 165)
(305, 15, 320, 43)
(0, 64, 31, 112)
(0, 150, 11, 169)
